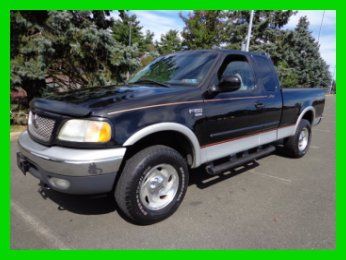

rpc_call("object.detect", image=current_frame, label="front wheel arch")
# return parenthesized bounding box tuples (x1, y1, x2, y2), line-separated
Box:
(123, 123, 202, 167)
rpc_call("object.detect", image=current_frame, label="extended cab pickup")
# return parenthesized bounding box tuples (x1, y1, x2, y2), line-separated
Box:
(17, 50, 325, 224)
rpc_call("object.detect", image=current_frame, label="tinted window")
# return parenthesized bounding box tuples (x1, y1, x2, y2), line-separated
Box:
(222, 60, 256, 92)
(129, 51, 217, 86)
(253, 56, 279, 92)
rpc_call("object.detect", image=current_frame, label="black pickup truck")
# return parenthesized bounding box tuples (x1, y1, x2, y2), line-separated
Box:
(17, 49, 325, 224)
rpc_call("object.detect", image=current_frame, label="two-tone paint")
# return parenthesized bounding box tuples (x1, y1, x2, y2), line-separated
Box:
(29, 49, 325, 168)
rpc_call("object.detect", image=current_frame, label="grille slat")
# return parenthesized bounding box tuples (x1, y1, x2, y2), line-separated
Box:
(28, 112, 55, 142)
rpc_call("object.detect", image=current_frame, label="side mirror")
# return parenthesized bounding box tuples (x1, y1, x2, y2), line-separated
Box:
(217, 75, 241, 92)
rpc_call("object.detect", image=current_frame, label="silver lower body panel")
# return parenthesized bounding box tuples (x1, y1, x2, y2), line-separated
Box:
(17, 131, 126, 194)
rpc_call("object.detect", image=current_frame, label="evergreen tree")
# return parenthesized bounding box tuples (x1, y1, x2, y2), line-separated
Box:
(157, 30, 182, 55)
(143, 30, 155, 51)
(180, 11, 224, 49)
(11, 11, 139, 104)
(223, 11, 295, 51)
(112, 11, 153, 55)
(222, 11, 330, 88)
(11, 11, 52, 102)
(113, 11, 142, 46)
(279, 17, 331, 87)
(139, 30, 159, 67)
(331, 80, 336, 94)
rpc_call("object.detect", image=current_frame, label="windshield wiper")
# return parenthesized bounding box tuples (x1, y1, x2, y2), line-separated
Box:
(129, 79, 170, 88)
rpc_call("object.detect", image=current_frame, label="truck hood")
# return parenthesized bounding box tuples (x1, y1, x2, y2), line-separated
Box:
(31, 84, 194, 117)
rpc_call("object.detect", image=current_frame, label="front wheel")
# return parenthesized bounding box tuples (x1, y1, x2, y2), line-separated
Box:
(284, 119, 311, 158)
(115, 145, 189, 225)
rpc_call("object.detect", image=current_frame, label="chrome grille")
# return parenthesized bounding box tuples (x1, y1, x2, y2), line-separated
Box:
(28, 112, 55, 142)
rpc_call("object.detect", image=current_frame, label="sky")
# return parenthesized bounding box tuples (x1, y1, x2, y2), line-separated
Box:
(113, 11, 336, 77)
(284, 11, 336, 77)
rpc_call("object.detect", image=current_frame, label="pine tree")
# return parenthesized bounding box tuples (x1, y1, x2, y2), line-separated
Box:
(140, 30, 160, 67)
(180, 11, 224, 49)
(223, 11, 295, 52)
(11, 11, 53, 102)
(143, 30, 156, 52)
(222, 11, 331, 88)
(11, 11, 139, 105)
(112, 11, 154, 55)
(113, 11, 142, 46)
(279, 17, 331, 87)
(157, 30, 182, 55)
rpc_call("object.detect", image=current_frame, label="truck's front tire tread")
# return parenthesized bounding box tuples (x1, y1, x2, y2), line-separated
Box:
(115, 145, 189, 225)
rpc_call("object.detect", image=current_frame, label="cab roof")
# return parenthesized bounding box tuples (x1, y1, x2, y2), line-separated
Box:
(174, 49, 269, 59)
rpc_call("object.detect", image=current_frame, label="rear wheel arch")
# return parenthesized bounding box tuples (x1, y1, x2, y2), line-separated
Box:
(294, 106, 315, 132)
(302, 110, 314, 125)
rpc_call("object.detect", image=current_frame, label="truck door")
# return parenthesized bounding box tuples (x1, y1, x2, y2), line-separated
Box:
(251, 54, 283, 132)
(202, 54, 278, 162)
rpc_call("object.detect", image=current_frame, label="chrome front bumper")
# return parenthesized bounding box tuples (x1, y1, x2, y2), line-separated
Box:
(17, 131, 126, 194)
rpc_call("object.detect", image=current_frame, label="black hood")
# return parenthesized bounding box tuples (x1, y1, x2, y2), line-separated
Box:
(31, 84, 195, 117)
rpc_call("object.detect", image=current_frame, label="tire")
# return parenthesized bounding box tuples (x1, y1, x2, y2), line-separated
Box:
(284, 119, 311, 158)
(115, 145, 189, 225)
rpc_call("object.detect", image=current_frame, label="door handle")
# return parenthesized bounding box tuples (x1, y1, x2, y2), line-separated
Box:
(255, 102, 265, 109)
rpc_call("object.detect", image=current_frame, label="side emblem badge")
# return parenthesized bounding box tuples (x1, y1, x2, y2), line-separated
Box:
(189, 108, 203, 117)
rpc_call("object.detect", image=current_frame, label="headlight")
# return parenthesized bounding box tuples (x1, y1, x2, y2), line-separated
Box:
(58, 120, 112, 143)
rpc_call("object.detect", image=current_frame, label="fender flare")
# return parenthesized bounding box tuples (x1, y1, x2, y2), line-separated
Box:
(123, 122, 202, 168)
(294, 106, 316, 133)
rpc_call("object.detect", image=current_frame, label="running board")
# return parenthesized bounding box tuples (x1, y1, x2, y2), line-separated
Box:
(205, 145, 276, 175)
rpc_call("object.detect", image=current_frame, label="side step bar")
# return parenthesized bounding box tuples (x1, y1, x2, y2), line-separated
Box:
(205, 145, 276, 176)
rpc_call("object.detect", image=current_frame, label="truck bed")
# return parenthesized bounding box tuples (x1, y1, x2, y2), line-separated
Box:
(281, 88, 325, 127)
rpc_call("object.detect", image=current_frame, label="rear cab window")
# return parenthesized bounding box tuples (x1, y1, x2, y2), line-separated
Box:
(252, 55, 280, 92)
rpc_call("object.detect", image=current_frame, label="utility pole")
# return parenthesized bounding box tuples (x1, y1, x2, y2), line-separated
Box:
(317, 10, 325, 43)
(317, 11, 333, 93)
(129, 21, 132, 47)
(245, 10, 255, 52)
(126, 21, 132, 81)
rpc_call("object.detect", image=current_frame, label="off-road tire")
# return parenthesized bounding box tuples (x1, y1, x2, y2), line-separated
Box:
(284, 119, 311, 158)
(115, 145, 189, 225)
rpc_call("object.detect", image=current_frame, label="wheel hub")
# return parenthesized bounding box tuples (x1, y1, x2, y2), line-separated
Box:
(298, 127, 309, 152)
(139, 164, 179, 211)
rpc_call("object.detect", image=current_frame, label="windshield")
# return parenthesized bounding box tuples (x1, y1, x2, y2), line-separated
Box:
(129, 51, 218, 86)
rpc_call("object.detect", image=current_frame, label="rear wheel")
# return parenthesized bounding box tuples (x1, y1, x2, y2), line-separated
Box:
(284, 119, 311, 158)
(115, 145, 189, 225)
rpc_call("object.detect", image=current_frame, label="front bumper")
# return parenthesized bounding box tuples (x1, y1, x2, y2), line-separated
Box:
(17, 131, 126, 194)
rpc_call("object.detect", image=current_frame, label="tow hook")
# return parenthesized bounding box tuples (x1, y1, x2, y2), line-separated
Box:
(38, 181, 51, 199)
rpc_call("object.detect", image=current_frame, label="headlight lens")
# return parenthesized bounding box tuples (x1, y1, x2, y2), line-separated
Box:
(58, 120, 112, 143)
